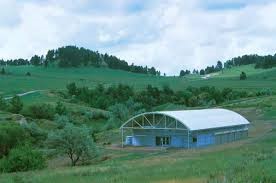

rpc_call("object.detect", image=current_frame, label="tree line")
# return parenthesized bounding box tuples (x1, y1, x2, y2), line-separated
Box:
(66, 83, 271, 111)
(0, 46, 161, 76)
(179, 53, 276, 77)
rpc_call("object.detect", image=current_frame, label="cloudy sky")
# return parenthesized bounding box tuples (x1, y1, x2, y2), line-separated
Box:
(1, 0, 276, 74)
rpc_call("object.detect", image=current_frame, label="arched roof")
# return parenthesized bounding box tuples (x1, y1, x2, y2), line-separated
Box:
(121, 109, 250, 131)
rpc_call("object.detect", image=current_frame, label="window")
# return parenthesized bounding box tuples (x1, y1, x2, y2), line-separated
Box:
(192, 137, 197, 143)
(156, 136, 171, 146)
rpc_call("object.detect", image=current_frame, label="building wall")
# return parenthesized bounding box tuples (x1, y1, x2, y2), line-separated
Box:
(126, 124, 248, 148)
(131, 129, 189, 148)
(189, 125, 249, 148)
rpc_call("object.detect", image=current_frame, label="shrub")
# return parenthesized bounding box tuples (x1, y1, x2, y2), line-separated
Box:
(240, 71, 247, 80)
(0, 68, 5, 75)
(9, 96, 23, 114)
(28, 103, 55, 120)
(0, 145, 45, 172)
(54, 114, 70, 129)
(55, 101, 67, 115)
(0, 123, 28, 157)
(22, 122, 47, 144)
(0, 96, 7, 110)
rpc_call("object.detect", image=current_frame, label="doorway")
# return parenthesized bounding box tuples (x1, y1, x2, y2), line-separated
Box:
(156, 136, 171, 146)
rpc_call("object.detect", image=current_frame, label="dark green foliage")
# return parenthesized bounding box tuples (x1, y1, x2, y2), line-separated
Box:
(0, 123, 28, 157)
(0, 58, 29, 66)
(240, 71, 247, 80)
(199, 69, 205, 75)
(0, 145, 45, 172)
(28, 103, 55, 120)
(66, 83, 259, 112)
(30, 55, 42, 66)
(224, 53, 276, 69)
(0, 96, 7, 110)
(26, 72, 31, 76)
(9, 96, 23, 114)
(47, 123, 98, 166)
(1, 68, 5, 75)
(66, 82, 77, 95)
(44, 46, 159, 75)
(55, 101, 67, 115)
(179, 70, 190, 77)
(216, 60, 223, 70)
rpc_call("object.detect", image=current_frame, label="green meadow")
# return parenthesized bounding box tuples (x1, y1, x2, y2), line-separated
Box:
(0, 96, 275, 183)
(0, 65, 276, 182)
(1, 65, 276, 97)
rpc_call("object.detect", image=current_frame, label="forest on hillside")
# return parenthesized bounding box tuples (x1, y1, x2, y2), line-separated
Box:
(0, 46, 160, 76)
(195, 54, 276, 76)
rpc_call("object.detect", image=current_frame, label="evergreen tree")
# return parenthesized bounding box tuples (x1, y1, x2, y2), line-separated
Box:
(0, 68, 5, 75)
(9, 96, 23, 113)
(240, 71, 247, 80)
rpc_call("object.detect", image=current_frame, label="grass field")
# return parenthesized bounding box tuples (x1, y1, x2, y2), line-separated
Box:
(1, 65, 276, 97)
(0, 95, 275, 183)
(1, 65, 276, 182)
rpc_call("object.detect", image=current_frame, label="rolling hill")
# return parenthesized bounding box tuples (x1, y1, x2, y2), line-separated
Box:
(0, 64, 276, 182)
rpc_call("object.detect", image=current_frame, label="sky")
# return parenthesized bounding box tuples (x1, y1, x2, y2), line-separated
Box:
(1, 0, 276, 75)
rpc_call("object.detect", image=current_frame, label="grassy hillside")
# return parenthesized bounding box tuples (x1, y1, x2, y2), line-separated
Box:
(1, 65, 276, 97)
(1, 65, 276, 182)
(0, 96, 275, 183)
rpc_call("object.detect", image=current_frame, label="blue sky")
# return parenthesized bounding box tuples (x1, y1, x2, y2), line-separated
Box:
(1, 0, 276, 74)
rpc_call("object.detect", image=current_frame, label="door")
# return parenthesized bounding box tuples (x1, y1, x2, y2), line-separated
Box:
(156, 136, 171, 146)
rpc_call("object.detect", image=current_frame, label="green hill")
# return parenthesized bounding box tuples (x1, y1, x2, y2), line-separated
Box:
(0, 64, 276, 183)
(1, 64, 276, 97)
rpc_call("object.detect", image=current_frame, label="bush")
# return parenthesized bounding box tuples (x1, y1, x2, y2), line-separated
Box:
(9, 96, 23, 114)
(0, 123, 28, 157)
(55, 101, 67, 115)
(0, 68, 5, 75)
(0, 96, 7, 110)
(28, 103, 55, 120)
(240, 71, 247, 80)
(0, 145, 45, 172)
(22, 122, 47, 144)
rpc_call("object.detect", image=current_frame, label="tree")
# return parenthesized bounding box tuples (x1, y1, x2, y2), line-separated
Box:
(66, 82, 77, 95)
(216, 61, 223, 71)
(240, 71, 247, 80)
(199, 69, 205, 75)
(26, 72, 31, 76)
(0, 68, 5, 75)
(55, 101, 67, 115)
(30, 55, 41, 66)
(0, 96, 7, 110)
(9, 96, 23, 113)
(179, 70, 185, 77)
(47, 123, 98, 166)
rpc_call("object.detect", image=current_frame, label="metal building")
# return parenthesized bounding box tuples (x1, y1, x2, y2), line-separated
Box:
(120, 109, 249, 148)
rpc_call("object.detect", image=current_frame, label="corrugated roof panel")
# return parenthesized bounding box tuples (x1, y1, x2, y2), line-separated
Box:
(158, 109, 250, 131)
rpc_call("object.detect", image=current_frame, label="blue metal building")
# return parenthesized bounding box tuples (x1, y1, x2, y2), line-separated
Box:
(120, 109, 249, 148)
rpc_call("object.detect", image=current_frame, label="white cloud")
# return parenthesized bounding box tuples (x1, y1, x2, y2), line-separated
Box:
(1, 0, 276, 75)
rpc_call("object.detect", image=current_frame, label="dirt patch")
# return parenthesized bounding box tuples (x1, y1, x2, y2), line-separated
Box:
(152, 177, 205, 183)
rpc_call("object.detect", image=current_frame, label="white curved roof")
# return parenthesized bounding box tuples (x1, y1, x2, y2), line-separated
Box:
(158, 109, 250, 131)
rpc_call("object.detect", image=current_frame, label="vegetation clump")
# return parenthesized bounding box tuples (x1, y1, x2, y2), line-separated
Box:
(240, 71, 247, 80)
(47, 123, 98, 166)
(0, 145, 45, 173)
